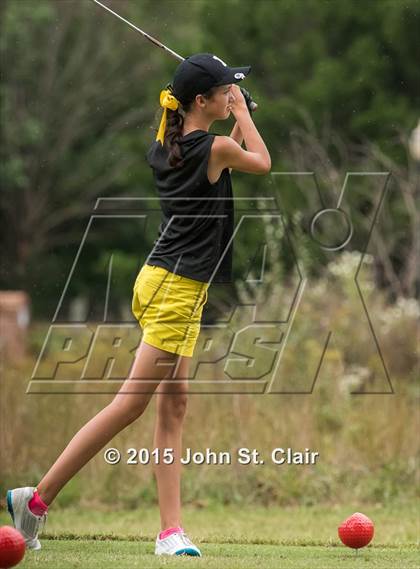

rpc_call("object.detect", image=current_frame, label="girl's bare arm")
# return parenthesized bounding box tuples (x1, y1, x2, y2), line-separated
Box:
(229, 122, 244, 147)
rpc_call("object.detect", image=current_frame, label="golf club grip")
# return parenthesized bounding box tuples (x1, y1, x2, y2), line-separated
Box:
(250, 101, 258, 112)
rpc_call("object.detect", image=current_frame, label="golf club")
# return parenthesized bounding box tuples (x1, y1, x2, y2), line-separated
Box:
(91, 0, 257, 111)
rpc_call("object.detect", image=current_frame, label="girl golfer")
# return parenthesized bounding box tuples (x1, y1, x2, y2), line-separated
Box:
(7, 53, 270, 557)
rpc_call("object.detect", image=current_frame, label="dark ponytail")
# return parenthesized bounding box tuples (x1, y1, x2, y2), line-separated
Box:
(165, 106, 189, 168)
(161, 85, 218, 168)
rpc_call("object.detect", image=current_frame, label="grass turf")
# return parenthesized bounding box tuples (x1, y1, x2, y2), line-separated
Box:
(7, 541, 420, 569)
(0, 504, 418, 568)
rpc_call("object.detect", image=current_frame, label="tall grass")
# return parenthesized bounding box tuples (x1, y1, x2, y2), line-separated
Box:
(1, 253, 418, 509)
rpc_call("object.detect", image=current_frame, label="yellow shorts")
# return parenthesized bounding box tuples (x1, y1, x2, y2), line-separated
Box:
(131, 264, 209, 357)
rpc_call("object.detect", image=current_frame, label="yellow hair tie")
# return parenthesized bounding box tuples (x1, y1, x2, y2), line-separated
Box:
(156, 88, 180, 145)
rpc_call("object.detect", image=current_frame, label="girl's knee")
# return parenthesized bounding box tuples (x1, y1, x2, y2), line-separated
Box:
(157, 391, 188, 426)
(110, 398, 148, 425)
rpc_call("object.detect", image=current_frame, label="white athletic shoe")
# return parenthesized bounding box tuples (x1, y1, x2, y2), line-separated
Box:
(155, 530, 202, 556)
(6, 487, 47, 550)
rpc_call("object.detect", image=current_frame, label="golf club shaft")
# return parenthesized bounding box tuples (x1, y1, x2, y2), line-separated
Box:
(91, 0, 184, 61)
(91, 0, 257, 111)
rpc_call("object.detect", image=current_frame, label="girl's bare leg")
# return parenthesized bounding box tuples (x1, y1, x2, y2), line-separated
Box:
(152, 356, 190, 531)
(36, 341, 181, 506)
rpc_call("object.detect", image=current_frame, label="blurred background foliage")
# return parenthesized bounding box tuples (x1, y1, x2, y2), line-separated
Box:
(1, 254, 418, 507)
(0, 0, 419, 511)
(0, 0, 419, 318)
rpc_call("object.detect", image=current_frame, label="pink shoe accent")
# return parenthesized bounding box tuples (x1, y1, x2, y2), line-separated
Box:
(159, 526, 183, 540)
(28, 489, 48, 516)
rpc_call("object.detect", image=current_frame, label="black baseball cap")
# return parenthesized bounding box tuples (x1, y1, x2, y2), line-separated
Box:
(171, 53, 251, 105)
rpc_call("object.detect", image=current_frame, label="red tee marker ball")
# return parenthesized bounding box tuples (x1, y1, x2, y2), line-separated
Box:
(338, 512, 374, 549)
(0, 526, 26, 568)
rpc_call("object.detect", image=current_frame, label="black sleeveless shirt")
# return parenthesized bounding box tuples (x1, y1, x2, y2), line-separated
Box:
(145, 130, 233, 283)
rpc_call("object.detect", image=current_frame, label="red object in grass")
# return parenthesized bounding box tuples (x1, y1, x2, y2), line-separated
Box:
(0, 526, 26, 568)
(338, 512, 374, 549)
